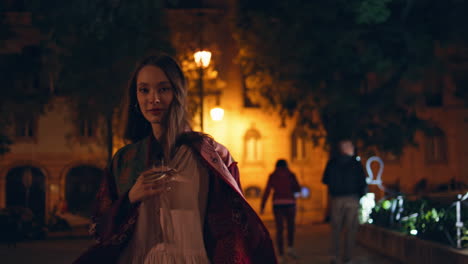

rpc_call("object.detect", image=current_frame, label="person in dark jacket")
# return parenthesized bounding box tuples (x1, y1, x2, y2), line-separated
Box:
(261, 159, 301, 262)
(322, 139, 367, 264)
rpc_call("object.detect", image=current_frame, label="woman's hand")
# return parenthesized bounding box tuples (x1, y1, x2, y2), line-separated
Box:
(128, 167, 175, 203)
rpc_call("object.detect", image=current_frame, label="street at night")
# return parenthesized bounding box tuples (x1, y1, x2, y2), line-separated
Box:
(1, 0, 468, 263)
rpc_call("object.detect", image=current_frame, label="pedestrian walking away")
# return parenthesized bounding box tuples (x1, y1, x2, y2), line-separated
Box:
(322, 139, 367, 264)
(261, 159, 301, 263)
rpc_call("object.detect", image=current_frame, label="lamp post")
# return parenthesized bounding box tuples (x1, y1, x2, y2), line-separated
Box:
(194, 50, 212, 131)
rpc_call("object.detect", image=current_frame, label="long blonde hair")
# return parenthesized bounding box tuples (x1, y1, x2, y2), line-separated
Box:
(124, 54, 191, 158)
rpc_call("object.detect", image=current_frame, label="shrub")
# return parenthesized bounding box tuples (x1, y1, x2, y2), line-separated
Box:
(368, 195, 468, 248)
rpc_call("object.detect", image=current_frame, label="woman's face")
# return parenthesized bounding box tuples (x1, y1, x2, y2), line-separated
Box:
(136, 65, 174, 124)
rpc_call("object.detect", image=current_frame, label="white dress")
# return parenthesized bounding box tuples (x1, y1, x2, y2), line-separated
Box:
(118, 145, 210, 264)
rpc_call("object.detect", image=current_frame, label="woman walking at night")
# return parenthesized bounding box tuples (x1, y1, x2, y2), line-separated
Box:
(74, 54, 276, 264)
(261, 159, 301, 263)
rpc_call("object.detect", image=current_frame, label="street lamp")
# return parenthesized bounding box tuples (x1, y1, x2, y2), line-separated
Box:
(194, 51, 211, 68)
(194, 50, 212, 131)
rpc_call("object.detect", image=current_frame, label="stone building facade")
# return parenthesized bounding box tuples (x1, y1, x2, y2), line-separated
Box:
(1, 2, 467, 225)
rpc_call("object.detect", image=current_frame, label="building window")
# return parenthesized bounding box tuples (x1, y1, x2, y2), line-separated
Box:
(6, 166, 45, 220)
(291, 128, 308, 162)
(424, 70, 444, 107)
(78, 118, 96, 138)
(15, 115, 37, 140)
(244, 125, 262, 163)
(454, 74, 468, 104)
(425, 134, 448, 164)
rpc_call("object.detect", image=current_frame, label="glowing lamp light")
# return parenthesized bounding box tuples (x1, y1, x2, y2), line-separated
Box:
(294, 187, 310, 199)
(49, 184, 59, 192)
(382, 200, 392, 210)
(194, 50, 212, 68)
(359, 192, 376, 224)
(210, 107, 224, 121)
(301, 187, 310, 198)
(410, 229, 418, 236)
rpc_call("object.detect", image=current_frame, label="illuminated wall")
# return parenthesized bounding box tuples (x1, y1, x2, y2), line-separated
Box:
(0, 97, 107, 218)
(166, 8, 330, 222)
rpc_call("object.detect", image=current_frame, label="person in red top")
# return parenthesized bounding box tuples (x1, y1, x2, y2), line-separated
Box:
(261, 159, 301, 262)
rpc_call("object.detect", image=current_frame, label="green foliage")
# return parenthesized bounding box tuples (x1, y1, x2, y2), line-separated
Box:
(355, 0, 393, 24)
(2, 1, 172, 156)
(23, 0, 172, 160)
(369, 198, 393, 227)
(370, 196, 468, 248)
(0, 19, 12, 155)
(0, 3, 16, 48)
(28, 0, 172, 115)
(233, 0, 468, 154)
(463, 227, 468, 242)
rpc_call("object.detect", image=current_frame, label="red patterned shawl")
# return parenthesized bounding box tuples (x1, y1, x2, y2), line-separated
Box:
(73, 133, 277, 264)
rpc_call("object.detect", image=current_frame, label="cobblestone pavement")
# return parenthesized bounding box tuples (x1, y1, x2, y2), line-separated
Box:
(0, 223, 398, 264)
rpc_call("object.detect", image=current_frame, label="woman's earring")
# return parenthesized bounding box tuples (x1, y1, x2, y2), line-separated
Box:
(134, 103, 140, 113)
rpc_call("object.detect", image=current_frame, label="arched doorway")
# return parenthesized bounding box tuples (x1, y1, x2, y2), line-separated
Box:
(6, 166, 46, 222)
(65, 166, 103, 217)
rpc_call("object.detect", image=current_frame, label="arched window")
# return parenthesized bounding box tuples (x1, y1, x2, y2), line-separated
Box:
(244, 126, 262, 163)
(6, 166, 46, 220)
(425, 131, 448, 164)
(291, 128, 309, 162)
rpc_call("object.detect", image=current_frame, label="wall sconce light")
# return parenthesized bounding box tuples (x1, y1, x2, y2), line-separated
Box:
(210, 107, 224, 121)
(209, 90, 224, 121)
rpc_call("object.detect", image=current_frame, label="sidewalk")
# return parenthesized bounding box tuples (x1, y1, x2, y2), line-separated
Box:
(265, 222, 400, 264)
(0, 223, 399, 264)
